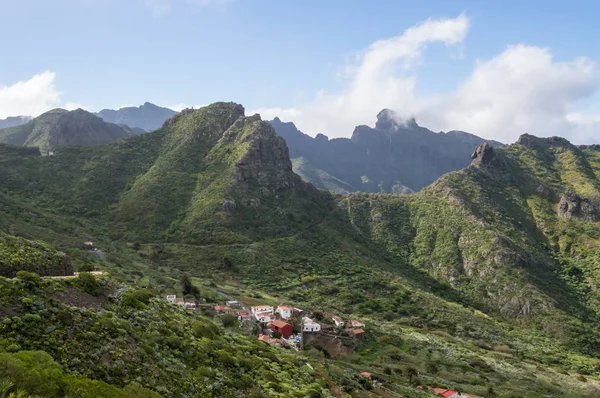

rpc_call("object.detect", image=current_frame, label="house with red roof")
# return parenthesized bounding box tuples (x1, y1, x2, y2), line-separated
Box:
(430, 388, 460, 398)
(360, 372, 372, 379)
(175, 298, 185, 306)
(214, 305, 231, 313)
(270, 319, 293, 337)
(353, 329, 366, 339)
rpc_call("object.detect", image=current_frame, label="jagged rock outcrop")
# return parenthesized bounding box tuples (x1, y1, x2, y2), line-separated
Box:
(470, 142, 495, 167)
(558, 190, 600, 221)
(234, 121, 297, 194)
(517, 134, 573, 150)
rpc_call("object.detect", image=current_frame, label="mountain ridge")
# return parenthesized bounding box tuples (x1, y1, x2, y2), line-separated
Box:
(269, 113, 502, 194)
(97, 102, 177, 132)
(0, 108, 142, 152)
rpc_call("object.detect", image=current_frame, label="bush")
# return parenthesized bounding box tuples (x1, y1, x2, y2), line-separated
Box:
(121, 289, 153, 308)
(221, 314, 237, 328)
(15, 271, 40, 284)
(77, 272, 101, 296)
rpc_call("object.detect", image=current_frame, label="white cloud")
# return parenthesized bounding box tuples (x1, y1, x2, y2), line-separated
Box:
(0, 72, 95, 118)
(420, 45, 599, 143)
(253, 15, 600, 144)
(253, 15, 470, 137)
(0, 72, 63, 118)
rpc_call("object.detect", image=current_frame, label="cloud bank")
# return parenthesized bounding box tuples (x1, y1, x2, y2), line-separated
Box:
(254, 14, 600, 144)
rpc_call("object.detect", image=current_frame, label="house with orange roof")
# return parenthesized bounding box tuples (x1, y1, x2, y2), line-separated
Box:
(430, 388, 460, 398)
(270, 319, 293, 337)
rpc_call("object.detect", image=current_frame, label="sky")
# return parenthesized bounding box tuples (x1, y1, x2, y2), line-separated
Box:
(2, 0, 600, 143)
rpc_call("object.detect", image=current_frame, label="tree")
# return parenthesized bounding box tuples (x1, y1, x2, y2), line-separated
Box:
(485, 386, 497, 398)
(221, 314, 237, 328)
(272, 331, 282, 339)
(406, 367, 418, 385)
(78, 272, 101, 296)
(426, 362, 439, 375)
(222, 256, 233, 270)
(180, 274, 200, 298)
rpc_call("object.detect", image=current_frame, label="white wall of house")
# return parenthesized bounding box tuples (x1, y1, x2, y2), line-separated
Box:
(251, 306, 273, 315)
(276, 307, 292, 319)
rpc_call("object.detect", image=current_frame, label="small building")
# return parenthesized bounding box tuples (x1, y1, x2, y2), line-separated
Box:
(431, 388, 460, 398)
(175, 298, 185, 306)
(276, 305, 292, 320)
(270, 319, 293, 338)
(84, 240, 94, 246)
(251, 305, 273, 315)
(255, 312, 276, 323)
(184, 302, 196, 310)
(351, 320, 365, 328)
(226, 300, 240, 307)
(353, 329, 366, 338)
(166, 295, 177, 304)
(302, 317, 321, 332)
(214, 305, 231, 313)
(331, 315, 344, 327)
(237, 311, 252, 321)
(360, 372, 372, 379)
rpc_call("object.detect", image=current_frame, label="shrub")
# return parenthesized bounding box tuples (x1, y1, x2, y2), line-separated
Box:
(77, 272, 101, 296)
(15, 271, 40, 284)
(121, 289, 153, 308)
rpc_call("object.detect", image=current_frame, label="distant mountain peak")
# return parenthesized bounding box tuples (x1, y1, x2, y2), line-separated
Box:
(97, 102, 177, 132)
(375, 108, 418, 131)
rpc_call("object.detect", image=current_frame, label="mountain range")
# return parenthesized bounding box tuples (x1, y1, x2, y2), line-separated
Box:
(2, 102, 600, 396)
(0, 108, 142, 152)
(269, 110, 502, 193)
(96, 102, 177, 132)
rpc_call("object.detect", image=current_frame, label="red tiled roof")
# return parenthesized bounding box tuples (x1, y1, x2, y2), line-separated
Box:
(257, 335, 270, 342)
(271, 319, 291, 328)
(353, 329, 365, 334)
(442, 391, 457, 398)
(360, 372, 371, 378)
(278, 305, 291, 309)
(432, 388, 447, 394)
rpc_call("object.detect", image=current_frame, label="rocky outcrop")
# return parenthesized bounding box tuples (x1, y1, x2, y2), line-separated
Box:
(558, 190, 600, 221)
(235, 120, 298, 195)
(470, 142, 495, 167)
(517, 134, 573, 150)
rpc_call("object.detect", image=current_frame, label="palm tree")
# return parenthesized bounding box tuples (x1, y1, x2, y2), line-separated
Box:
(406, 367, 418, 385)
(0, 380, 14, 398)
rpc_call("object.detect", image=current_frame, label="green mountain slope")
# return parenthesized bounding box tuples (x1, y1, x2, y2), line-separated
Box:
(0, 108, 140, 152)
(3, 103, 600, 396)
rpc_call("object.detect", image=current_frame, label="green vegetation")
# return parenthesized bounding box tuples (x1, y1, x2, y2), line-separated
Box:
(1, 103, 600, 395)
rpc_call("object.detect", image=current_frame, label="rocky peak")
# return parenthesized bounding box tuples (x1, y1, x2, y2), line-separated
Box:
(470, 142, 495, 167)
(375, 109, 418, 131)
(517, 134, 573, 150)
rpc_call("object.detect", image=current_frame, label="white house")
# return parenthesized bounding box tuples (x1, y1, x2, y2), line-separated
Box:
(166, 295, 177, 304)
(184, 302, 196, 310)
(331, 316, 344, 327)
(351, 320, 365, 328)
(227, 300, 240, 307)
(255, 312, 276, 323)
(302, 317, 321, 332)
(276, 305, 292, 320)
(251, 305, 273, 315)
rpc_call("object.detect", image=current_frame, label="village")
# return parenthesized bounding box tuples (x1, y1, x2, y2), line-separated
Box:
(164, 294, 482, 398)
(164, 295, 367, 350)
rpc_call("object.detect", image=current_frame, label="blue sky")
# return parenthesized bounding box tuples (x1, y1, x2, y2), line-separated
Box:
(2, 0, 600, 143)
